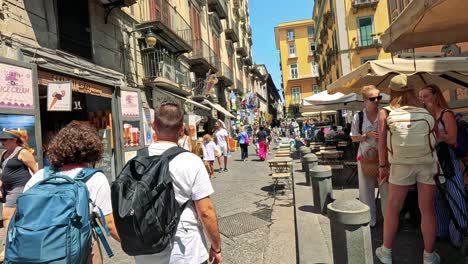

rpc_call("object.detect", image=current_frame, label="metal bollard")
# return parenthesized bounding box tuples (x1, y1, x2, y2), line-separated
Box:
(310, 165, 333, 214)
(302, 153, 318, 185)
(327, 199, 373, 264)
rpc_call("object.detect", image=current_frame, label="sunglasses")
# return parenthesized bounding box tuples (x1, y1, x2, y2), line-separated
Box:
(367, 95, 382, 102)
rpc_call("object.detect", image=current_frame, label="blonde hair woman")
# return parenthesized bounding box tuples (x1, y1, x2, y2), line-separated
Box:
(202, 134, 216, 178)
(419, 84, 467, 248)
(376, 75, 440, 264)
(350, 85, 388, 228)
(0, 130, 38, 261)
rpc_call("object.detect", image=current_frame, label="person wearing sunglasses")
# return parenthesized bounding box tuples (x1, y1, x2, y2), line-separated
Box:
(0, 130, 38, 261)
(350, 85, 388, 228)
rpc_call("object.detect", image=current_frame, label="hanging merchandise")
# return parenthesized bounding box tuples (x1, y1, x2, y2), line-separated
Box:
(230, 91, 237, 111)
(246, 92, 258, 110)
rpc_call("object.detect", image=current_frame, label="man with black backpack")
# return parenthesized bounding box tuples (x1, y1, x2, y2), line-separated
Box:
(113, 102, 222, 264)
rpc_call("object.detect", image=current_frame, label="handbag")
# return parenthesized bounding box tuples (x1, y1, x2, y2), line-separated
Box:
(436, 142, 455, 178)
(360, 147, 379, 178)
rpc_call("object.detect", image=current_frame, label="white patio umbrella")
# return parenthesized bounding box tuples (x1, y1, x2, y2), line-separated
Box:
(309, 93, 390, 111)
(300, 91, 345, 112)
(381, 0, 468, 52)
(327, 57, 468, 95)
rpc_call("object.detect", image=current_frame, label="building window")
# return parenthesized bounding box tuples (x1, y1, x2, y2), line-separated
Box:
(310, 62, 319, 77)
(289, 44, 296, 57)
(287, 29, 295, 41)
(57, 0, 92, 59)
(361, 56, 377, 64)
(291, 87, 301, 105)
(289, 64, 299, 79)
(309, 42, 316, 55)
(307, 26, 315, 38)
(358, 16, 374, 47)
(313, 85, 320, 94)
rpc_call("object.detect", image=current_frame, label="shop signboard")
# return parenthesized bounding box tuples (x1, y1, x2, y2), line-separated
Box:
(120, 91, 140, 118)
(0, 63, 34, 110)
(47, 82, 72, 111)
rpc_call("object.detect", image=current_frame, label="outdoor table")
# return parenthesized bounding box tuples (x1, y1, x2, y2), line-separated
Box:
(320, 146, 336, 151)
(275, 153, 291, 158)
(324, 139, 340, 146)
(268, 157, 293, 163)
(277, 149, 291, 154)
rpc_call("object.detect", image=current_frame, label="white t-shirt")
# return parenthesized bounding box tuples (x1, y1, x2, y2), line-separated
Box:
(135, 142, 214, 264)
(350, 109, 378, 157)
(24, 168, 112, 216)
(178, 135, 191, 151)
(215, 128, 228, 147)
(203, 141, 216, 161)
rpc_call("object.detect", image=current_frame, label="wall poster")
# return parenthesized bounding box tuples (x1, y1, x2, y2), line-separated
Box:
(47, 82, 72, 111)
(121, 91, 140, 118)
(0, 114, 37, 153)
(0, 63, 34, 109)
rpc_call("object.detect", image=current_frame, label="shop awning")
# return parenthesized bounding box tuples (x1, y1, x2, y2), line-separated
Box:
(159, 89, 210, 111)
(327, 57, 468, 95)
(202, 100, 235, 118)
(305, 93, 390, 111)
(381, 0, 468, 52)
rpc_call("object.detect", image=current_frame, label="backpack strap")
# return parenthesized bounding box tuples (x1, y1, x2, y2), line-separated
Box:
(75, 168, 102, 182)
(161, 146, 188, 161)
(358, 111, 364, 135)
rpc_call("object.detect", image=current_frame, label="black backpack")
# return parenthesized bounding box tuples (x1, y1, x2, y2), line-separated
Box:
(111, 147, 188, 256)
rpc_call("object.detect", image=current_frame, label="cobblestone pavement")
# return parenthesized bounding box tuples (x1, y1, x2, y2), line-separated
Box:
(0, 144, 296, 264)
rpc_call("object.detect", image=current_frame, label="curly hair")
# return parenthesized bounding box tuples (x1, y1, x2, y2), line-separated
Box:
(47, 121, 103, 167)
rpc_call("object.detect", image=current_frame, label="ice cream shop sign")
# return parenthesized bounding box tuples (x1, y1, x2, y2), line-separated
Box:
(0, 63, 34, 109)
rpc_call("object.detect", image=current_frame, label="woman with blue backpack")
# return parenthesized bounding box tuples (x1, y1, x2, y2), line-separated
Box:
(5, 121, 120, 264)
(419, 84, 467, 249)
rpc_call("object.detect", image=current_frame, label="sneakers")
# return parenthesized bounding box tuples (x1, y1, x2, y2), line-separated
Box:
(223, 168, 228, 172)
(423, 251, 440, 264)
(375, 246, 392, 264)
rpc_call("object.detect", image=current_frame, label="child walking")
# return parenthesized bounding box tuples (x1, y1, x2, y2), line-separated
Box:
(203, 134, 216, 178)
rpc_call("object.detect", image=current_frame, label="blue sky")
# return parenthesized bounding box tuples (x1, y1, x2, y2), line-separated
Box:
(249, 0, 314, 101)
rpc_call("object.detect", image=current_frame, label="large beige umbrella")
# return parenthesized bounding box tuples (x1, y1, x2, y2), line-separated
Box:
(381, 0, 468, 52)
(327, 57, 468, 95)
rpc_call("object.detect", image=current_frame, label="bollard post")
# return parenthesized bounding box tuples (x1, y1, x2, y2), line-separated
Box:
(299, 146, 311, 169)
(327, 199, 373, 264)
(310, 165, 333, 214)
(302, 153, 318, 186)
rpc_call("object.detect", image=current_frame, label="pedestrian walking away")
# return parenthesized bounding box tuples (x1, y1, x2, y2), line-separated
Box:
(419, 84, 468, 248)
(5, 121, 120, 263)
(350, 85, 388, 228)
(376, 74, 440, 264)
(214, 121, 229, 172)
(256, 126, 268, 161)
(132, 103, 222, 264)
(0, 130, 38, 262)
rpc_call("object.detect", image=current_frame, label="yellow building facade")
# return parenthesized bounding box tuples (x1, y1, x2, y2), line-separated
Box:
(275, 19, 319, 118)
(313, 0, 391, 90)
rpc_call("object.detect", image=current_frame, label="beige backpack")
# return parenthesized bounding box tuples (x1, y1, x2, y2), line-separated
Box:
(385, 106, 436, 165)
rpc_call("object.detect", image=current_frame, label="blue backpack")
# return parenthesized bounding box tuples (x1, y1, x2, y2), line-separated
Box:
(5, 167, 113, 264)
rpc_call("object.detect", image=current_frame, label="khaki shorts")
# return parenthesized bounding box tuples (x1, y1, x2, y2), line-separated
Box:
(219, 145, 228, 156)
(389, 163, 437, 186)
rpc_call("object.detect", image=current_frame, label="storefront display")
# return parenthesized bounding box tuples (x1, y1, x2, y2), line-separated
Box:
(123, 121, 141, 147)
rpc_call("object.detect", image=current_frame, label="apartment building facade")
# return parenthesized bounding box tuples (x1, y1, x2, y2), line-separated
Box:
(0, 0, 257, 178)
(275, 19, 319, 118)
(313, 0, 391, 90)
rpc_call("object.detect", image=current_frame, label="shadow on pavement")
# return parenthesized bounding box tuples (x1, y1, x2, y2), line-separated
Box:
(296, 182, 310, 186)
(298, 205, 322, 214)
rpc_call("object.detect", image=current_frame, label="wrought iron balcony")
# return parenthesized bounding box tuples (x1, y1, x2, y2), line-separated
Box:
(352, 0, 379, 13)
(233, 0, 241, 8)
(187, 38, 219, 76)
(136, 0, 192, 53)
(192, 77, 208, 100)
(225, 19, 239, 43)
(244, 55, 253, 66)
(208, 0, 228, 19)
(236, 39, 248, 57)
(141, 49, 191, 95)
(217, 62, 234, 86)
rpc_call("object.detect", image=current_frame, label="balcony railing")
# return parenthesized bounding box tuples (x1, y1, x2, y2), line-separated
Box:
(141, 49, 190, 88)
(148, 0, 192, 48)
(192, 78, 208, 98)
(217, 62, 234, 85)
(352, 0, 379, 13)
(236, 39, 248, 57)
(190, 38, 219, 70)
(208, 0, 228, 19)
(225, 19, 239, 42)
